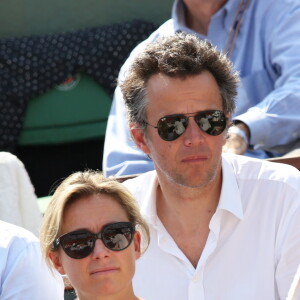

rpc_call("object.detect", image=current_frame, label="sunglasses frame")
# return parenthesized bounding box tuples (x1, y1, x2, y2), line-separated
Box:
(53, 221, 135, 259)
(144, 110, 228, 141)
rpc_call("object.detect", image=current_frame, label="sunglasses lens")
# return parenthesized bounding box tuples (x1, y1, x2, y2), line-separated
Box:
(56, 222, 135, 258)
(102, 222, 134, 251)
(195, 110, 226, 136)
(60, 231, 94, 259)
(157, 115, 188, 141)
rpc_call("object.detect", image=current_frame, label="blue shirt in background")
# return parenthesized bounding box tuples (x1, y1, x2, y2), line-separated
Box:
(103, 0, 300, 176)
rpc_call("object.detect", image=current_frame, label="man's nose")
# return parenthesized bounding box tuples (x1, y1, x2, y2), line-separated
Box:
(183, 117, 205, 146)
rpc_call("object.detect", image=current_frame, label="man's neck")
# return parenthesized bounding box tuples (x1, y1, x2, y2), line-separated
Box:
(155, 169, 222, 267)
(156, 173, 222, 226)
(184, 0, 227, 35)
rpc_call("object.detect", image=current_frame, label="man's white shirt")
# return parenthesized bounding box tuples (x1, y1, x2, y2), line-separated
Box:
(123, 154, 300, 300)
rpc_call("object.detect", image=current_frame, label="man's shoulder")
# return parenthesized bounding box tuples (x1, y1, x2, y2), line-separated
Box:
(123, 170, 157, 186)
(223, 153, 300, 191)
(122, 170, 157, 195)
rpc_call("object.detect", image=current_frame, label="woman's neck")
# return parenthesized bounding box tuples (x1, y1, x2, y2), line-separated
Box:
(76, 296, 140, 300)
(76, 288, 140, 300)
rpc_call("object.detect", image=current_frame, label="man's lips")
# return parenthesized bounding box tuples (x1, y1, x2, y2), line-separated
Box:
(181, 155, 208, 163)
(90, 267, 119, 275)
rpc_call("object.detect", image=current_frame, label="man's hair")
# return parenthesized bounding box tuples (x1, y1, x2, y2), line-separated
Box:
(121, 33, 239, 126)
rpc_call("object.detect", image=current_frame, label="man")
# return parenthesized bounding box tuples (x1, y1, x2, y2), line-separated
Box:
(120, 33, 300, 300)
(103, 0, 300, 177)
(0, 220, 64, 299)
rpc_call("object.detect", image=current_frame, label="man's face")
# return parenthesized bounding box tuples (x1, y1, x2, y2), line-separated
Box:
(131, 71, 228, 189)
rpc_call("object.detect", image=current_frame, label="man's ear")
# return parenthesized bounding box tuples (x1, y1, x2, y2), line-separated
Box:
(49, 251, 66, 275)
(226, 113, 231, 125)
(224, 113, 232, 144)
(130, 123, 151, 155)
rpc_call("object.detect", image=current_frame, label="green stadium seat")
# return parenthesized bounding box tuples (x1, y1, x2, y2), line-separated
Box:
(18, 74, 111, 145)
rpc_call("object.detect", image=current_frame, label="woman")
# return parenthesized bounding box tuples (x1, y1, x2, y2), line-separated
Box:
(40, 171, 149, 300)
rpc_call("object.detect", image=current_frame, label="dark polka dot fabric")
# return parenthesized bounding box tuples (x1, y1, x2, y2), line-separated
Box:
(0, 20, 157, 152)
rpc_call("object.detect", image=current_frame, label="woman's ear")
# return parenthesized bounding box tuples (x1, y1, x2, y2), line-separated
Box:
(130, 123, 151, 155)
(49, 251, 66, 275)
(133, 231, 141, 260)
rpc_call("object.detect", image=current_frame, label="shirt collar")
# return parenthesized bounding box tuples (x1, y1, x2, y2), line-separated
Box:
(172, 0, 204, 36)
(223, 0, 245, 32)
(217, 153, 244, 220)
(172, 0, 185, 31)
(141, 155, 244, 226)
(137, 171, 160, 226)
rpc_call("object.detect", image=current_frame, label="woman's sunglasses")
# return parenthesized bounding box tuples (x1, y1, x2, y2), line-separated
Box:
(144, 110, 227, 141)
(53, 222, 135, 259)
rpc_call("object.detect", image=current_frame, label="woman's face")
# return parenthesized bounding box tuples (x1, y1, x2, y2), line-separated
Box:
(49, 194, 141, 300)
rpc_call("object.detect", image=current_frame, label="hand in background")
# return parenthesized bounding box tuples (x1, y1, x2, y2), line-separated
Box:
(223, 133, 248, 154)
(223, 122, 250, 155)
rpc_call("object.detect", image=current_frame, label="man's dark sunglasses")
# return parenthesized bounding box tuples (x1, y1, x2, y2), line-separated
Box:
(53, 222, 135, 259)
(144, 110, 227, 141)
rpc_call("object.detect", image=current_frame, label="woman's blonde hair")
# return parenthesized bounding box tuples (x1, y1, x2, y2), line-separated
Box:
(40, 170, 150, 270)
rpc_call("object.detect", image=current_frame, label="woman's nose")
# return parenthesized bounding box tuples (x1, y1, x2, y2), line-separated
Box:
(91, 238, 110, 259)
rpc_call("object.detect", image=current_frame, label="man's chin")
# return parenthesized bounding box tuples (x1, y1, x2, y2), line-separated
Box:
(167, 174, 211, 189)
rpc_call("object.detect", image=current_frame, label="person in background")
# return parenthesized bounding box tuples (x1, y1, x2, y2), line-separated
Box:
(103, 0, 300, 177)
(40, 171, 149, 300)
(0, 151, 42, 236)
(0, 220, 64, 299)
(120, 33, 300, 300)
